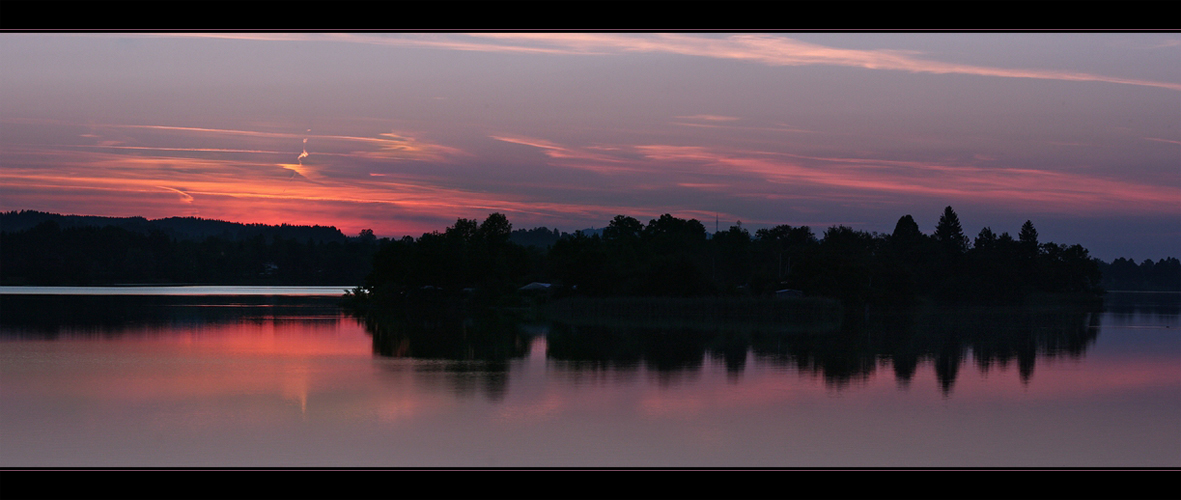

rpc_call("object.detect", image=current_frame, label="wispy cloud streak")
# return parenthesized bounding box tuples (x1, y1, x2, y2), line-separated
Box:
(633, 144, 1181, 215)
(141, 33, 1181, 92)
(478, 33, 1181, 91)
(156, 186, 194, 203)
(490, 135, 633, 173)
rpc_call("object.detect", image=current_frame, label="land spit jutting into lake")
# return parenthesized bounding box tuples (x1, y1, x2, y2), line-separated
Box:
(346, 207, 1129, 321)
(4, 207, 1177, 303)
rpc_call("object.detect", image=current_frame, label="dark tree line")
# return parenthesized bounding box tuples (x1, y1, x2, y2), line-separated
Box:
(1, 220, 380, 285)
(5, 207, 1164, 297)
(358, 207, 1116, 307)
(1097, 257, 1181, 291)
(1, 210, 349, 244)
(366, 213, 546, 299)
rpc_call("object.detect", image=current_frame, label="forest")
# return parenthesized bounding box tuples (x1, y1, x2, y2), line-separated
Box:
(3, 208, 1176, 302)
(0, 217, 380, 286)
(356, 207, 1163, 308)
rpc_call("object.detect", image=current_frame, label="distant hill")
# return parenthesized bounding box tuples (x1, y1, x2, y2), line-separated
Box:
(0, 210, 349, 243)
(574, 227, 717, 239)
(508, 227, 568, 249)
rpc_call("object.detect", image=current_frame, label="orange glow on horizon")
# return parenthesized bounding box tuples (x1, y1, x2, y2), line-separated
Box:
(3, 116, 1177, 239)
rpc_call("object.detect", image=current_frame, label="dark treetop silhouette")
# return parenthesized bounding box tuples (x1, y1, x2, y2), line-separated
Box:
(352, 207, 1115, 308)
(5, 207, 1172, 295)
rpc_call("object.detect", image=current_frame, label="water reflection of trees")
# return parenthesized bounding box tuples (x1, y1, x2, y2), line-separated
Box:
(752, 304, 1102, 393)
(357, 307, 531, 401)
(546, 303, 1100, 395)
(1101, 291, 1180, 318)
(357, 300, 1111, 395)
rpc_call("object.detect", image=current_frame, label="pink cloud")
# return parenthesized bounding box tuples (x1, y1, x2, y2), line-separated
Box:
(634, 144, 1181, 216)
(675, 114, 740, 122)
(490, 135, 636, 174)
(127, 33, 1181, 92)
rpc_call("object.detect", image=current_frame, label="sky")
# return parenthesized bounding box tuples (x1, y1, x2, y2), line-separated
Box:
(1, 33, 1178, 260)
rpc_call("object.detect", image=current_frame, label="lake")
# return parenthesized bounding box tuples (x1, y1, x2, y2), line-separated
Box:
(1, 287, 1177, 467)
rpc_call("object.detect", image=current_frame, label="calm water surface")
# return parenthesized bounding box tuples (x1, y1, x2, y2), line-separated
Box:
(1, 288, 1177, 467)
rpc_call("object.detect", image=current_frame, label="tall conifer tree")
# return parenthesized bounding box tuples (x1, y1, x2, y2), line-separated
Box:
(934, 206, 969, 254)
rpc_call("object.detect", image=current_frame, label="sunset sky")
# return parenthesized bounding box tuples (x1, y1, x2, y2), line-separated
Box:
(1, 33, 1177, 260)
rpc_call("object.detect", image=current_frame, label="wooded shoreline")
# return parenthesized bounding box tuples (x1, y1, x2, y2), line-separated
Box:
(3, 208, 1177, 298)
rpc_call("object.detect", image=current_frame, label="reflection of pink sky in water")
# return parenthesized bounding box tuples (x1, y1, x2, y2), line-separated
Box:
(1, 315, 1177, 466)
(3, 319, 374, 413)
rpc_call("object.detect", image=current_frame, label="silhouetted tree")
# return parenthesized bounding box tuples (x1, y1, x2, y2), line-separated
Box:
(1019, 220, 1039, 254)
(751, 224, 817, 294)
(892, 215, 923, 243)
(934, 206, 969, 255)
(800, 225, 877, 305)
(548, 231, 609, 294)
(873, 214, 934, 302)
(712, 224, 754, 293)
(603, 215, 643, 243)
(477, 213, 512, 244)
(974, 227, 997, 252)
(447, 218, 479, 243)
